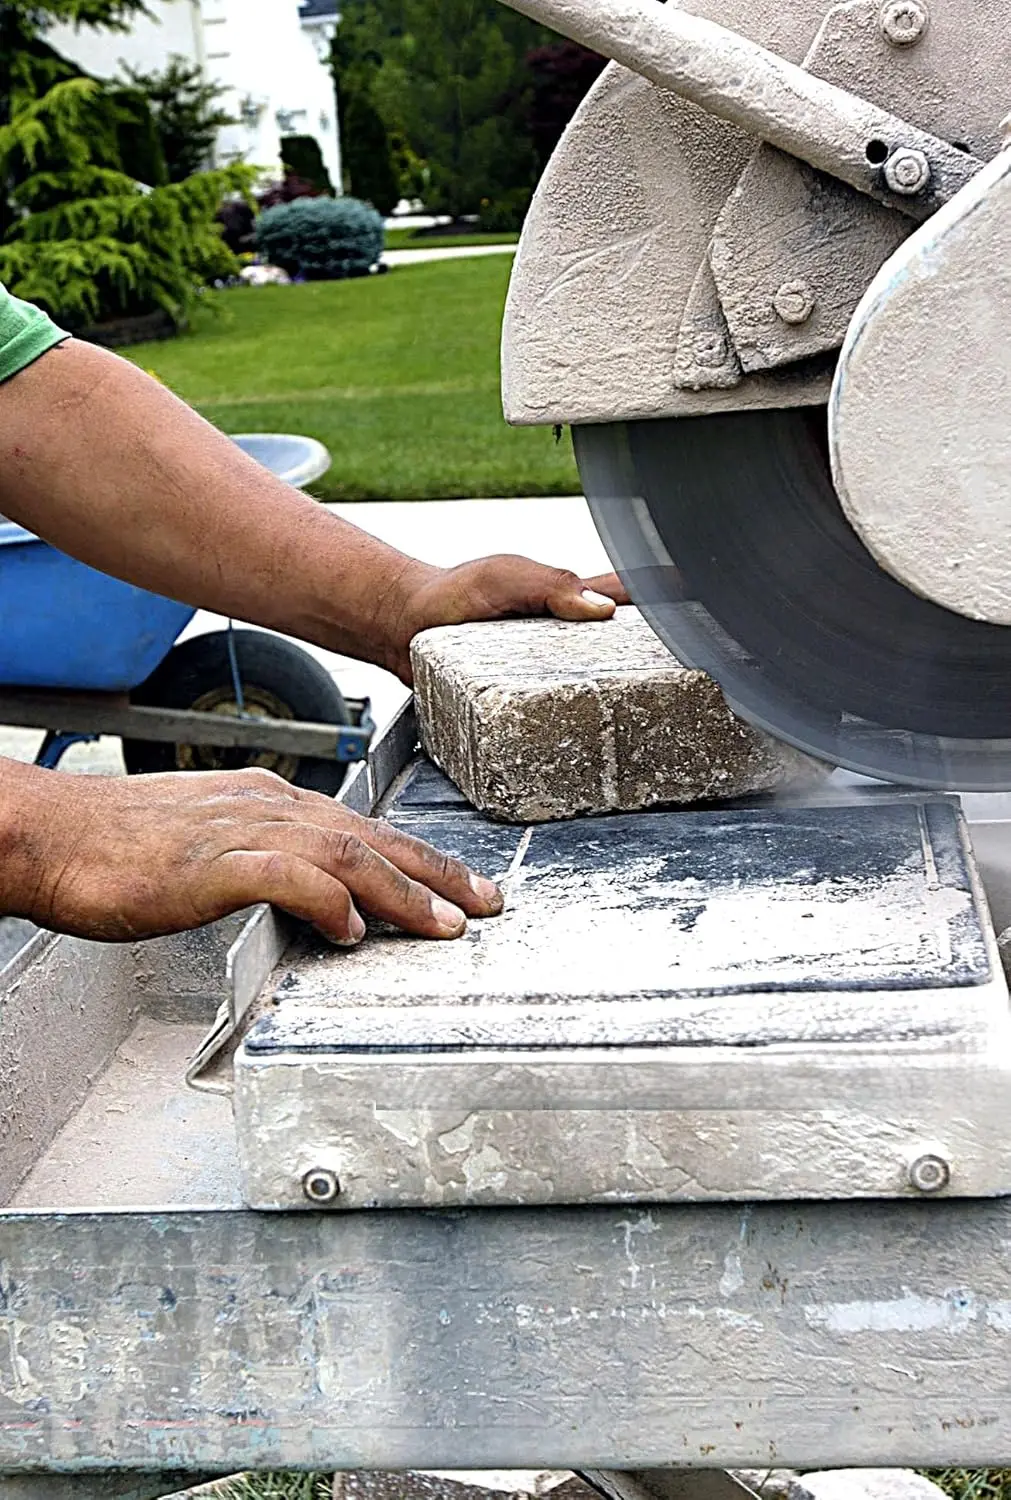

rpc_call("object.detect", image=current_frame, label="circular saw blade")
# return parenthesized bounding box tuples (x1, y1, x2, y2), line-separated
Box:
(575, 407, 1011, 790)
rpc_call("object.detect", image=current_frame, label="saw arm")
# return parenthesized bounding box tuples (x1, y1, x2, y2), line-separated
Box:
(501, 0, 1009, 427)
(498, 0, 983, 217)
(518, 0, 1011, 632)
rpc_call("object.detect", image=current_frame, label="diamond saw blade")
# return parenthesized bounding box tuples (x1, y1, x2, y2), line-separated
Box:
(575, 407, 1011, 790)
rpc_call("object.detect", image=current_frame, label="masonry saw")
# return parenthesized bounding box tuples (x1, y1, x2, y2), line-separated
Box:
(496, 0, 1011, 790)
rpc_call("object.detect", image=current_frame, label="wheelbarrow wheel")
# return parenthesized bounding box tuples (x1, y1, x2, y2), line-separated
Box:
(122, 629, 353, 796)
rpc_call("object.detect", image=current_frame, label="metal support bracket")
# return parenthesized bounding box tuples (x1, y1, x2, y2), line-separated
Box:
(35, 730, 99, 768)
(580, 1471, 761, 1500)
(0, 689, 375, 766)
(678, 0, 1004, 385)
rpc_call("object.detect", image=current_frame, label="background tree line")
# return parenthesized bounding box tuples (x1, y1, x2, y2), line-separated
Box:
(0, 0, 605, 331)
(331, 0, 606, 226)
(0, 0, 251, 332)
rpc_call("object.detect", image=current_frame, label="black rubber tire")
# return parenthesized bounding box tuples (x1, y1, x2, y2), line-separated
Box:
(123, 629, 352, 795)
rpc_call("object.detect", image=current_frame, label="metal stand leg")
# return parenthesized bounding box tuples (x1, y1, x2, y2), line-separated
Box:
(34, 730, 99, 769)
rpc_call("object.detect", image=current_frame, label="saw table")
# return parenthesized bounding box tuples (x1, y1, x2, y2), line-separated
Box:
(6, 703, 1011, 1497)
(6, 0, 1011, 1488)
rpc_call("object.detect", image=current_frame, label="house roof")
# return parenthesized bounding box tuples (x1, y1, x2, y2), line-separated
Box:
(299, 0, 338, 19)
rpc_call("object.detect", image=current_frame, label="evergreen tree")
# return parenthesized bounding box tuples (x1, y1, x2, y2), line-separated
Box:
(332, 0, 595, 225)
(342, 93, 399, 215)
(122, 54, 236, 182)
(0, 0, 148, 127)
(330, 1, 402, 208)
(279, 133, 335, 197)
(0, 0, 252, 330)
(374, 0, 552, 220)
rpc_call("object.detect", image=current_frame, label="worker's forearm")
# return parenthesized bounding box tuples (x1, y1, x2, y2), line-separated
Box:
(0, 341, 435, 672)
(0, 758, 54, 920)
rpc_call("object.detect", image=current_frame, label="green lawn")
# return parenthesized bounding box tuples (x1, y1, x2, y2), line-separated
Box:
(383, 227, 520, 251)
(123, 257, 576, 502)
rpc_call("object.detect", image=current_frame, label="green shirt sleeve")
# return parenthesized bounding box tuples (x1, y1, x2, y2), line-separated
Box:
(0, 281, 69, 384)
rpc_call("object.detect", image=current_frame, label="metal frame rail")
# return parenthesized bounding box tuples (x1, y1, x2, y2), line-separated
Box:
(0, 687, 375, 770)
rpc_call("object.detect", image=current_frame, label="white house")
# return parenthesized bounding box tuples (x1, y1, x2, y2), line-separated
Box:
(47, 0, 343, 188)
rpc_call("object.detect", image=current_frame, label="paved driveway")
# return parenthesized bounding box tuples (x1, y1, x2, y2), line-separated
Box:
(382, 243, 516, 268)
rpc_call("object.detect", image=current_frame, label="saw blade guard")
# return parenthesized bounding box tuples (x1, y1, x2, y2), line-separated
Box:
(502, 0, 1010, 431)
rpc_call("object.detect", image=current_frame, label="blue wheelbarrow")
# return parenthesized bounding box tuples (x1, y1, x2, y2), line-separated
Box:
(0, 434, 373, 796)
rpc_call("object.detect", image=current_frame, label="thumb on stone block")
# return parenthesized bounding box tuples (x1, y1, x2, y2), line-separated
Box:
(547, 571, 630, 620)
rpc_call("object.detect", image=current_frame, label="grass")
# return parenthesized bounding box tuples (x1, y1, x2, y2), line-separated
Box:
(123, 256, 576, 502)
(383, 227, 520, 251)
(178, 1475, 332, 1498)
(930, 1476, 1011, 1500)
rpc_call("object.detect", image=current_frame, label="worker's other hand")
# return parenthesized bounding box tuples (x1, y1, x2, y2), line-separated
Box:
(387, 556, 630, 682)
(8, 767, 503, 944)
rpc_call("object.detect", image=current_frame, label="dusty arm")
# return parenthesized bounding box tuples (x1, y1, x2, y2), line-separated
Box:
(0, 341, 622, 682)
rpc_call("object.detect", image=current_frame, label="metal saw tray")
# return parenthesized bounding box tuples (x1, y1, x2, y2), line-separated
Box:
(233, 758, 1011, 1210)
(9, 733, 1011, 1480)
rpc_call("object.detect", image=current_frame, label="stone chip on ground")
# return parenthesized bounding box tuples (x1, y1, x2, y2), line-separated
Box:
(411, 608, 828, 823)
(332, 1475, 595, 1500)
(798, 1474, 951, 1500)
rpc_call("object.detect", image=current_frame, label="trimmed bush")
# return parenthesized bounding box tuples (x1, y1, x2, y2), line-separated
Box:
(480, 187, 532, 233)
(255, 196, 384, 280)
(342, 94, 400, 217)
(279, 134, 335, 197)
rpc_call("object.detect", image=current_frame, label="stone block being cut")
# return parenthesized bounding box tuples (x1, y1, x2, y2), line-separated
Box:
(410, 607, 827, 822)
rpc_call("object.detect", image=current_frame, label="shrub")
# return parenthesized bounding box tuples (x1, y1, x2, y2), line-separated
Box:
(122, 54, 236, 183)
(217, 195, 256, 254)
(279, 134, 334, 197)
(479, 186, 532, 232)
(342, 93, 400, 216)
(255, 196, 384, 280)
(257, 169, 322, 210)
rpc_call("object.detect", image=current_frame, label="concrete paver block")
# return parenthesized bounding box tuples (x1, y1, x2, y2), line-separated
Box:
(411, 608, 827, 822)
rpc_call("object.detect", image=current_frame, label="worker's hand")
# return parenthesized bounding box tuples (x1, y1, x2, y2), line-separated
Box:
(5, 765, 503, 943)
(384, 556, 630, 682)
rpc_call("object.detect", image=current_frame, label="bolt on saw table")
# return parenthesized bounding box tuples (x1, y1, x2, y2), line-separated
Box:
(5, 702, 1011, 1497)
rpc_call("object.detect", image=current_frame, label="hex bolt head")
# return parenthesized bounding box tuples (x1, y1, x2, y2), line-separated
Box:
(908, 1153, 951, 1194)
(774, 280, 816, 326)
(884, 148, 932, 196)
(880, 0, 929, 46)
(302, 1166, 341, 1205)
